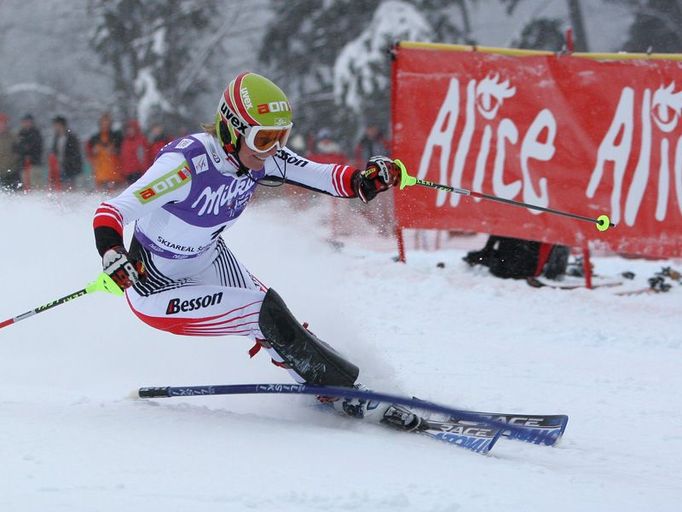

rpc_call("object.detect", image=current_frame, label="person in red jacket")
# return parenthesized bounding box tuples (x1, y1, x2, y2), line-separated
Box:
(305, 128, 348, 164)
(145, 122, 170, 167)
(119, 119, 149, 184)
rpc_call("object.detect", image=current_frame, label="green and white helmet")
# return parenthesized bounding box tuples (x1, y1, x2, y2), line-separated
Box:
(215, 72, 293, 154)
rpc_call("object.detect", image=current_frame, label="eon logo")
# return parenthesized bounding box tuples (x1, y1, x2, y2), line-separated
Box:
(166, 292, 224, 315)
(258, 101, 290, 114)
(135, 165, 191, 203)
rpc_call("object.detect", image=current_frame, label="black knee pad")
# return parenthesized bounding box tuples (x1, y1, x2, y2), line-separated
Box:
(258, 288, 359, 387)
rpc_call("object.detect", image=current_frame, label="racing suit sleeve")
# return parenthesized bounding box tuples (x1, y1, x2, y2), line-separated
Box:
(263, 148, 358, 198)
(93, 152, 192, 256)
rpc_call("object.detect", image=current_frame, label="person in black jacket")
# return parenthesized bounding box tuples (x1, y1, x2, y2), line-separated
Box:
(51, 116, 82, 190)
(16, 114, 43, 185)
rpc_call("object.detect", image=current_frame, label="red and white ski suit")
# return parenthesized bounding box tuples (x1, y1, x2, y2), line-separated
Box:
(93, 132, 356, 375)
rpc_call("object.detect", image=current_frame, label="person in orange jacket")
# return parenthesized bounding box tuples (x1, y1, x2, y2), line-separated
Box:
(87, 112, 123, 190)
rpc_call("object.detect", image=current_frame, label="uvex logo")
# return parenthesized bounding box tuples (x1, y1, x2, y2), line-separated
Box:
(135, 164, 191, 203)
(220, 100, 249, 134)
(166, 292, 223, 315)
(240, 86, 253, 109)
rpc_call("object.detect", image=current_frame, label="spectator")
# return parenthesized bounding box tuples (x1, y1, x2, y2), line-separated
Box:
(286, 133, 307, 155)
(0, 113, 21, 191)
(120, 119, 148, 184)
(16, 113, 44, 189)
(306, 128, 348, 164)
(146, 122, 170, 167)
(354, 122, 389, 168)
(463, 235, 569, 280)
(87, 112, 123, 191)
(50, 116, 83, 191)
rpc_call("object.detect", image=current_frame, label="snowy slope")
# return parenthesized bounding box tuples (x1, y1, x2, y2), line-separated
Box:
(1, 192, 680, 512)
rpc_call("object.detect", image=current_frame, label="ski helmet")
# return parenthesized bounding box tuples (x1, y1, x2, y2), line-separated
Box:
(215, 72, 293, 153)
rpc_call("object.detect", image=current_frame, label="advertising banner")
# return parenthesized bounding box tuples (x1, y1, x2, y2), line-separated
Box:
(392, 43, 682, 259)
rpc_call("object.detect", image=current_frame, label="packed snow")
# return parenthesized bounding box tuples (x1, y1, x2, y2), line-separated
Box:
(1, 191, 680, 512)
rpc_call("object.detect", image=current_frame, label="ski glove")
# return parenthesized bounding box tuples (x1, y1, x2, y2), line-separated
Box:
(351, 156, 401, 203)
(102, 246, 146, 291)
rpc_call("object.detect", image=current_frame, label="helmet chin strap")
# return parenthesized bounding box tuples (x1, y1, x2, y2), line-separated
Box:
(222, 132, 251, 177)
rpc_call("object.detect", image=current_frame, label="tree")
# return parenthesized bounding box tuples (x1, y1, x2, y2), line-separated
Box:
(502, 0, 589, 51)
(259, 0, 383, 147)
(511, 18, 565, 51)
(259, 0, 482, 148)
(609, 0, 682, 52)
(334, 1, 434, 132)
(88, 0, 218, 128)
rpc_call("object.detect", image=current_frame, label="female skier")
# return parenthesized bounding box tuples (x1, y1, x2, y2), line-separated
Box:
(93, 72, 418, 429)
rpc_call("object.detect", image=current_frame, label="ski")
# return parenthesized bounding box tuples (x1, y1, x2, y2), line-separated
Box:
(446, 411, 569, 447)
(418, 417, 503, 454)
(136, 383, 568, 454)
(410, 398, 569, 447)
(526, 276, 623, 290)
(615, 268, 680, 296)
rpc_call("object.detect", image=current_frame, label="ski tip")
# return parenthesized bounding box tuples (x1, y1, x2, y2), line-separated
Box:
(127, 388, 141, 400)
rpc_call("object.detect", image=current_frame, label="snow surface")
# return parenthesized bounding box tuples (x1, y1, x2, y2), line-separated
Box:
(1, 192, 681, 512)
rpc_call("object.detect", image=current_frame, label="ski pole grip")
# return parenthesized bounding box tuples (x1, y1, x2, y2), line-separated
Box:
(394, 159, 416, 190)
(138, 387, 172, 398)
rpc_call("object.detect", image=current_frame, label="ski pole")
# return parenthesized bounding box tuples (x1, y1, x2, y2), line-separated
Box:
(135, 382, 568, 439)
(394, 159, 615, 232)
(0, 272, 122, 330)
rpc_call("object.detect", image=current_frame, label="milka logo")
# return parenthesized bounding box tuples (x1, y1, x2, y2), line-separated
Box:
(191, 180, 254, 216)
(588, 82, 682, 225)
(420, 74, 556, 210)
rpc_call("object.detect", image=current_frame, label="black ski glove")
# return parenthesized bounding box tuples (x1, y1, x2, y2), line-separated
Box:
(351, 156, 401, 203)
(102, 246, 146, 291)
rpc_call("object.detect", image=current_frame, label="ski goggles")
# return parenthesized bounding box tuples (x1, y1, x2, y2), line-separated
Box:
(243, 123, 293, 154)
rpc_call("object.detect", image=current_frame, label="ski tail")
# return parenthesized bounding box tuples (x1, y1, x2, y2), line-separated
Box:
(420, 418, 503, 454)
(381, 404, 502, 454)
(448, 412, 569, 446)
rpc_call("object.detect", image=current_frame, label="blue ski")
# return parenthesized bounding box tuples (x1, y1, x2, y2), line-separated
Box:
(446, 412, 569, 446)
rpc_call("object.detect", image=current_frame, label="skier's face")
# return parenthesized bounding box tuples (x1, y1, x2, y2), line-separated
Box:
(238, 136, 278, 170)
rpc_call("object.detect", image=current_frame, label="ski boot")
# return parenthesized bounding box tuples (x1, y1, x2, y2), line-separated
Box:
(326, 384, 424, 431)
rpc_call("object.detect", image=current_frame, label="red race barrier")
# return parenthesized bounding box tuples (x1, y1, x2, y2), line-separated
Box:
(391, 42, 682, 260)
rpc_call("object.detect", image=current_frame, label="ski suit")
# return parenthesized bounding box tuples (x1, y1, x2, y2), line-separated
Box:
(93, 132, 357, 379)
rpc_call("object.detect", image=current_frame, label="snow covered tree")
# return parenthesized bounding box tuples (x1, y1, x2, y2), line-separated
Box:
(334, 1, 433, 135)
(511, 18, 565, 51)
(502, 0, 589, 51)
(259, 0, 485, 149)
(258, 0, 383, 148)
(609, 0, 682, 52)
(411, 0, 480, 44)
(88, 0, 217, 128)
